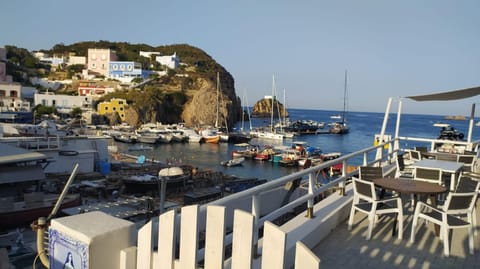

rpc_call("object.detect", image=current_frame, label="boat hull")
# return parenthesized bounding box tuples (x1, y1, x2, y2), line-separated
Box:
(0, 193, 82, 229)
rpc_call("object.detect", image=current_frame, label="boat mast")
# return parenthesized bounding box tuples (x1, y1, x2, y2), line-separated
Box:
(271, 75, 275, 132)
(342, 70, 348, 124)
(215, 72, 219, 128)
(283, 88, 287, 128)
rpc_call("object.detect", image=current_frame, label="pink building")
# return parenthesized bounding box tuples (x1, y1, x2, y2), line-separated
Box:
(87, 49, 117, 77)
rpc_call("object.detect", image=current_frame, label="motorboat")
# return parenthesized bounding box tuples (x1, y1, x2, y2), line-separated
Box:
(220, 157, 245, 167)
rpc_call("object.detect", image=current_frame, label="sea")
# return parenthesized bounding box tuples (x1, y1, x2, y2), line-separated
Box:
(112, 108, 480, 181)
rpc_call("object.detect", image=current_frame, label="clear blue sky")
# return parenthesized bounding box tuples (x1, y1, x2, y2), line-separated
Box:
(2, 0, 480, 115)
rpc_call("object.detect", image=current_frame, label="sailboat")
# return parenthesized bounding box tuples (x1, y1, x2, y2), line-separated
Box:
(250, 75, 284, 140)
(202, 72, 222, 143)
(329, 70, 350, 134)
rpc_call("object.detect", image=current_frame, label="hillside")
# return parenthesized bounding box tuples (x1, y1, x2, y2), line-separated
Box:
(5, 41, 242, 128)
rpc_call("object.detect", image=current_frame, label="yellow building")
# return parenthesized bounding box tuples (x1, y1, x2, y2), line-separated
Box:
(97, 98, 127, 121)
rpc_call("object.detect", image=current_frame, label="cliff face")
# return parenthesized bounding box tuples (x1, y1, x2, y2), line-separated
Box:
(182, 73, 241, 128)
(252, 98, 288, 118)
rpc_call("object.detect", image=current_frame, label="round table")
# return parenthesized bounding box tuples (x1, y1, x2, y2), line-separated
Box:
(373, 178, 447, 196)
(373, 177, 447, 236)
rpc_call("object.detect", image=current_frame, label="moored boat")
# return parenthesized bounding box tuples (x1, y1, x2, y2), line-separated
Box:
(220, 157, 245, 167)
(0, 193, 81, 229)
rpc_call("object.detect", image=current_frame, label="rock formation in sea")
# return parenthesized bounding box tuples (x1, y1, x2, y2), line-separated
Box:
(251, 97, 288, 118)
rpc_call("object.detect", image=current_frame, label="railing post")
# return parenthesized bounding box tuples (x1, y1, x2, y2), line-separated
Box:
(363, 152, 368, 166)
(251, 194, 260, 257)
(305, 172, 315, 218)
(338, 160, 347, 196)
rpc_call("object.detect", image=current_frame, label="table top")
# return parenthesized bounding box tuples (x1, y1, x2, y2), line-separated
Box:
(373, 178, 447, 195)
(411, 159, 464, 173)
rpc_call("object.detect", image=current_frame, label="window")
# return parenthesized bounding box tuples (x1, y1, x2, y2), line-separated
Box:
(119, 107, 124, 111)
(52, 100, 56, 106)
(113, 107, 116, 111)
(121, 114, 124, 118)
(0, 90, 5, 96)
(10, 91, 18, 97)
(118, 101, 124, 105)
(91, 63, 96, 69)
(42, 100, 47, 106)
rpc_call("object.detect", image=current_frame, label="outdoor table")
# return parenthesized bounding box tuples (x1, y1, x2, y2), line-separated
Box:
(373, 177, 447, 236)
(411, 159, 463, 190)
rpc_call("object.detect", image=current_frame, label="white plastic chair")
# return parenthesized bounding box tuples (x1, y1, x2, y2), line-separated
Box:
(410, 190, 478, 257)
(348, 177, 403, 240)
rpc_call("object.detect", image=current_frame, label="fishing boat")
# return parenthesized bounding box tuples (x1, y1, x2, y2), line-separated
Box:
(220, 157, 245, 167)
(231, 143, 258, 159)
(121, 167, 191, 193)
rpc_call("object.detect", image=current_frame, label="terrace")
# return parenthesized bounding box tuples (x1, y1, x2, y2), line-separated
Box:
(34, 88, 480, 268)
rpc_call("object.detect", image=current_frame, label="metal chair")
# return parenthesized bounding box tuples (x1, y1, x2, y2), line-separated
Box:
(359, 166, 384, 181)
(413, 167, 443, 185)
(409, 150, 422, 162)
(348, 177, 403, 240)
(410, 189, 479, 257)
(457, 154, 476, 173)
(395, 154, 414, 178)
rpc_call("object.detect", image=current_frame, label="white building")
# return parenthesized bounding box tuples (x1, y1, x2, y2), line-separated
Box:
(155, 52, 179, 69)
(67, 55, 87, 66)
(34, 93, 92, 114)
(139, 51, 161, 58)
(0, 83, 30, 112)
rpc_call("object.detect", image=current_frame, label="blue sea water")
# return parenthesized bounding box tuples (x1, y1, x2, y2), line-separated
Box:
(113, 108, 480, 181)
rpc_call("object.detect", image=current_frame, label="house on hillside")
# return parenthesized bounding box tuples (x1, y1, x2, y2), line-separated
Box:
(97, 98, 127, 121)
(155, 52, 179, 69)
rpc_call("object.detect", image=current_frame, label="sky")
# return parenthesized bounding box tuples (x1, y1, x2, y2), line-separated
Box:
(2, 0, 480, 116)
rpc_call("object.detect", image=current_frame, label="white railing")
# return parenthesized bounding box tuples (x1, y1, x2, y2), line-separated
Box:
(125, 205, 320, 269)
(121, 138, 401, 269)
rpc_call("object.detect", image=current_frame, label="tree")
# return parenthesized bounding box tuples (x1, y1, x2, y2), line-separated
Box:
(34, 105, 57, 118)
(70, 107, 83, 119)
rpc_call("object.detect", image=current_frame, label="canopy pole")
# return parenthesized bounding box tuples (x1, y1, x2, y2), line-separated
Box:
(467, 103, 475, 150)
(394, 98, 402, 152)
(376, 97, 393, 160)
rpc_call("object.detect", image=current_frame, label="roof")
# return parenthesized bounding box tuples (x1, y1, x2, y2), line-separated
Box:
(0, 143, 47, 165)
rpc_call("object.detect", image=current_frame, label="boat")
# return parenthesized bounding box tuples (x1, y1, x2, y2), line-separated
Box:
(254, 147, 276, 161)
(433, 123, 465, 140)
(329, 70, 350, 134)
(231, 143, 258, 159)
(0, 193, 81, 229)
(203, 134, 221, 144)
(112, 134, 137, 143)
(220, 157, 245, 167)
(223, 177, 268, 193)
(121, 167, 191, 193)
(128, 144, 153, 151)
(250, 75, 284, 141)
(136, 134, 159, 144)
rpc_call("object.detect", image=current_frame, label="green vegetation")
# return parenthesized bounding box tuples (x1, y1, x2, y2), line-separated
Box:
(4, 41, 238, 126)
(34, 105, 57, 117)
